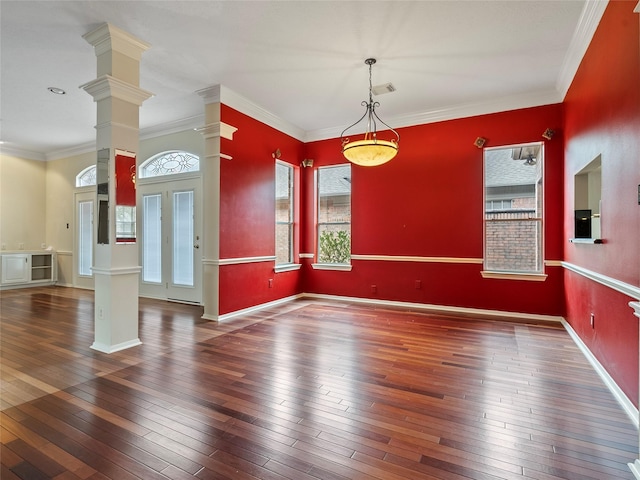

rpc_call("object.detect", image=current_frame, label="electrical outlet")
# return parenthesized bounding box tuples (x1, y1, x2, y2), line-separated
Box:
(268, 278, 273, 288)
(1, 243, 5, 250)
(590, 313, 595, 328)
(415, 280, 422, 289)
(98, 307, 104, 319)
(18, 243, 24, 250)
(41, 243, 46, 249)
(371, 285, 377, 294)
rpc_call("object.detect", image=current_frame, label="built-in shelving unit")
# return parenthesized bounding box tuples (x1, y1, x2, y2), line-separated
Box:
(31, 253, 54, 281)
(1, 251, 57, 289)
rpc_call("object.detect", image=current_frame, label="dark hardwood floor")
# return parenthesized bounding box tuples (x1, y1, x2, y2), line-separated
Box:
(1, 286, 637, 479)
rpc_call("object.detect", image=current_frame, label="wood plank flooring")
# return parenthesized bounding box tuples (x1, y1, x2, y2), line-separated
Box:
(1, 286, 637, 479)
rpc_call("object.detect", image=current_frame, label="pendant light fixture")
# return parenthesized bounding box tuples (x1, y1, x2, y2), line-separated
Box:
(341, 58, 399, 167)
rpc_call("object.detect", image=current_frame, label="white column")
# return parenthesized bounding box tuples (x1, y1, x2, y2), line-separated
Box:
(195, 86, 237, 321)
(81, 23, 153, 353)
(630, 300, 640, 479)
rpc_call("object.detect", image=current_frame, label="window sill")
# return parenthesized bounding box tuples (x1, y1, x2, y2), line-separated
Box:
(481, 271, 547, 281)
(274, 263, 302, 273)
(569, 238, 604, 244)
(311, 263, 353, 272)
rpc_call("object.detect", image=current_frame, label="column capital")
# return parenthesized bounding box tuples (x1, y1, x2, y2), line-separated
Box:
(83, 23, 151, 60)
(195, 121, 238, 140)
(81, 75, 154, 105)
(196, 85, 222, 104)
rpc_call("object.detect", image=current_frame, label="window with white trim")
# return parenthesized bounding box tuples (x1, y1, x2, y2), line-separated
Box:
(317, 164, 351, 264)
(275, 161, 294, 264)
(484, 143, 543, 275)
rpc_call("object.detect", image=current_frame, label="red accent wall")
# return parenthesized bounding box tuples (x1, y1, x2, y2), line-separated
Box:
(565, 269, 638, 402)
(218, 105, 305, 315)
(214, 0, 638, 407)
(303, 104, 565, 316)
(563, 1, 640, 405)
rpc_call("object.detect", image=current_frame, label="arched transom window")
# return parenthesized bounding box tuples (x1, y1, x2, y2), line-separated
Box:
(76, 165, 96, 187)
(140, 151, 199, 179)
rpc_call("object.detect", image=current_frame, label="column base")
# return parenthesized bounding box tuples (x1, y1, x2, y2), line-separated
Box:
(91, 338, 142, 354)
(629, 459, 640, 479)
(93, 267, 141, 354)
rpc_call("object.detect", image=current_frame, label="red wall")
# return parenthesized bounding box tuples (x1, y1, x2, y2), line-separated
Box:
(563, 0, 640, 405)
(218, 105, 305, 314)
(215, 0, 638, 406)
(303, 104, 565, 316)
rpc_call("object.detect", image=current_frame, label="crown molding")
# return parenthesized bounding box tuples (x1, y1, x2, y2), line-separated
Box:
(46, 116, 225, 161)
(218, 86, 306, 141)
(39, 86, 559, 161)
(83, 22, 151, 60)
(556, 0, 608, 99)
(0, 144, 46, 161)
(46, 141, 96, 161)
(46, 116, 206, 161)
(195, 84, 304, 140)
(305, 88, 562, 142)
(139, 114, 205, 141)
(27, 88, 564, 162)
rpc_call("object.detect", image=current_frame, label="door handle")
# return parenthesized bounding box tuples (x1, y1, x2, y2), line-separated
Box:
(194, 244, 200, 249)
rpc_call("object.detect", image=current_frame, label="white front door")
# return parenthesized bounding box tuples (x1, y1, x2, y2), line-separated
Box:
(139, 177, 202, 304)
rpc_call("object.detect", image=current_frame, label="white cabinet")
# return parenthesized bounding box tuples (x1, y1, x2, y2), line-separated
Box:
(1, 251, 57, 289)
(1, 254, 30, 284)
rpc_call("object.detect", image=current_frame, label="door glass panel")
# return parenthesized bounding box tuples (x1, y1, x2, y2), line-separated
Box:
(143, 194, 162, 283)
(78, 201, 93, 276)
(173, 190, 194, 286)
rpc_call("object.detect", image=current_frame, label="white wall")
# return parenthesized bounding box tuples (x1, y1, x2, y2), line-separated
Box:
(138, 130, 204, 165)
(45, 151, 96, 285)
(0, 154, 47, 251)
(0, 130, 204, 287)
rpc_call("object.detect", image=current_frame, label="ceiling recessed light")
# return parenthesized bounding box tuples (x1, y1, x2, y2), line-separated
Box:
(48, 87, 66, 95)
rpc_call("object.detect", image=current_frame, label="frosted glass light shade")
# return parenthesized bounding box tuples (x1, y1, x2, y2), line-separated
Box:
(342, 139, 398, 166)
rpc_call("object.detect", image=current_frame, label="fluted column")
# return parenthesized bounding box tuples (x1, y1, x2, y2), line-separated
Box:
(81, 23, 153, 353)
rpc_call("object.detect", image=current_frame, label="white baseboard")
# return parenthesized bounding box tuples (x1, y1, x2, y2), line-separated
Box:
(561, 318, 638, 427)
(303, 292, 564, 323)
(215, 293, 304, 322)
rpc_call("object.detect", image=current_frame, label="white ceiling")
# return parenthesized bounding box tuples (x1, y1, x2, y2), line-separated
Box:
(0, 1, 604, 161)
